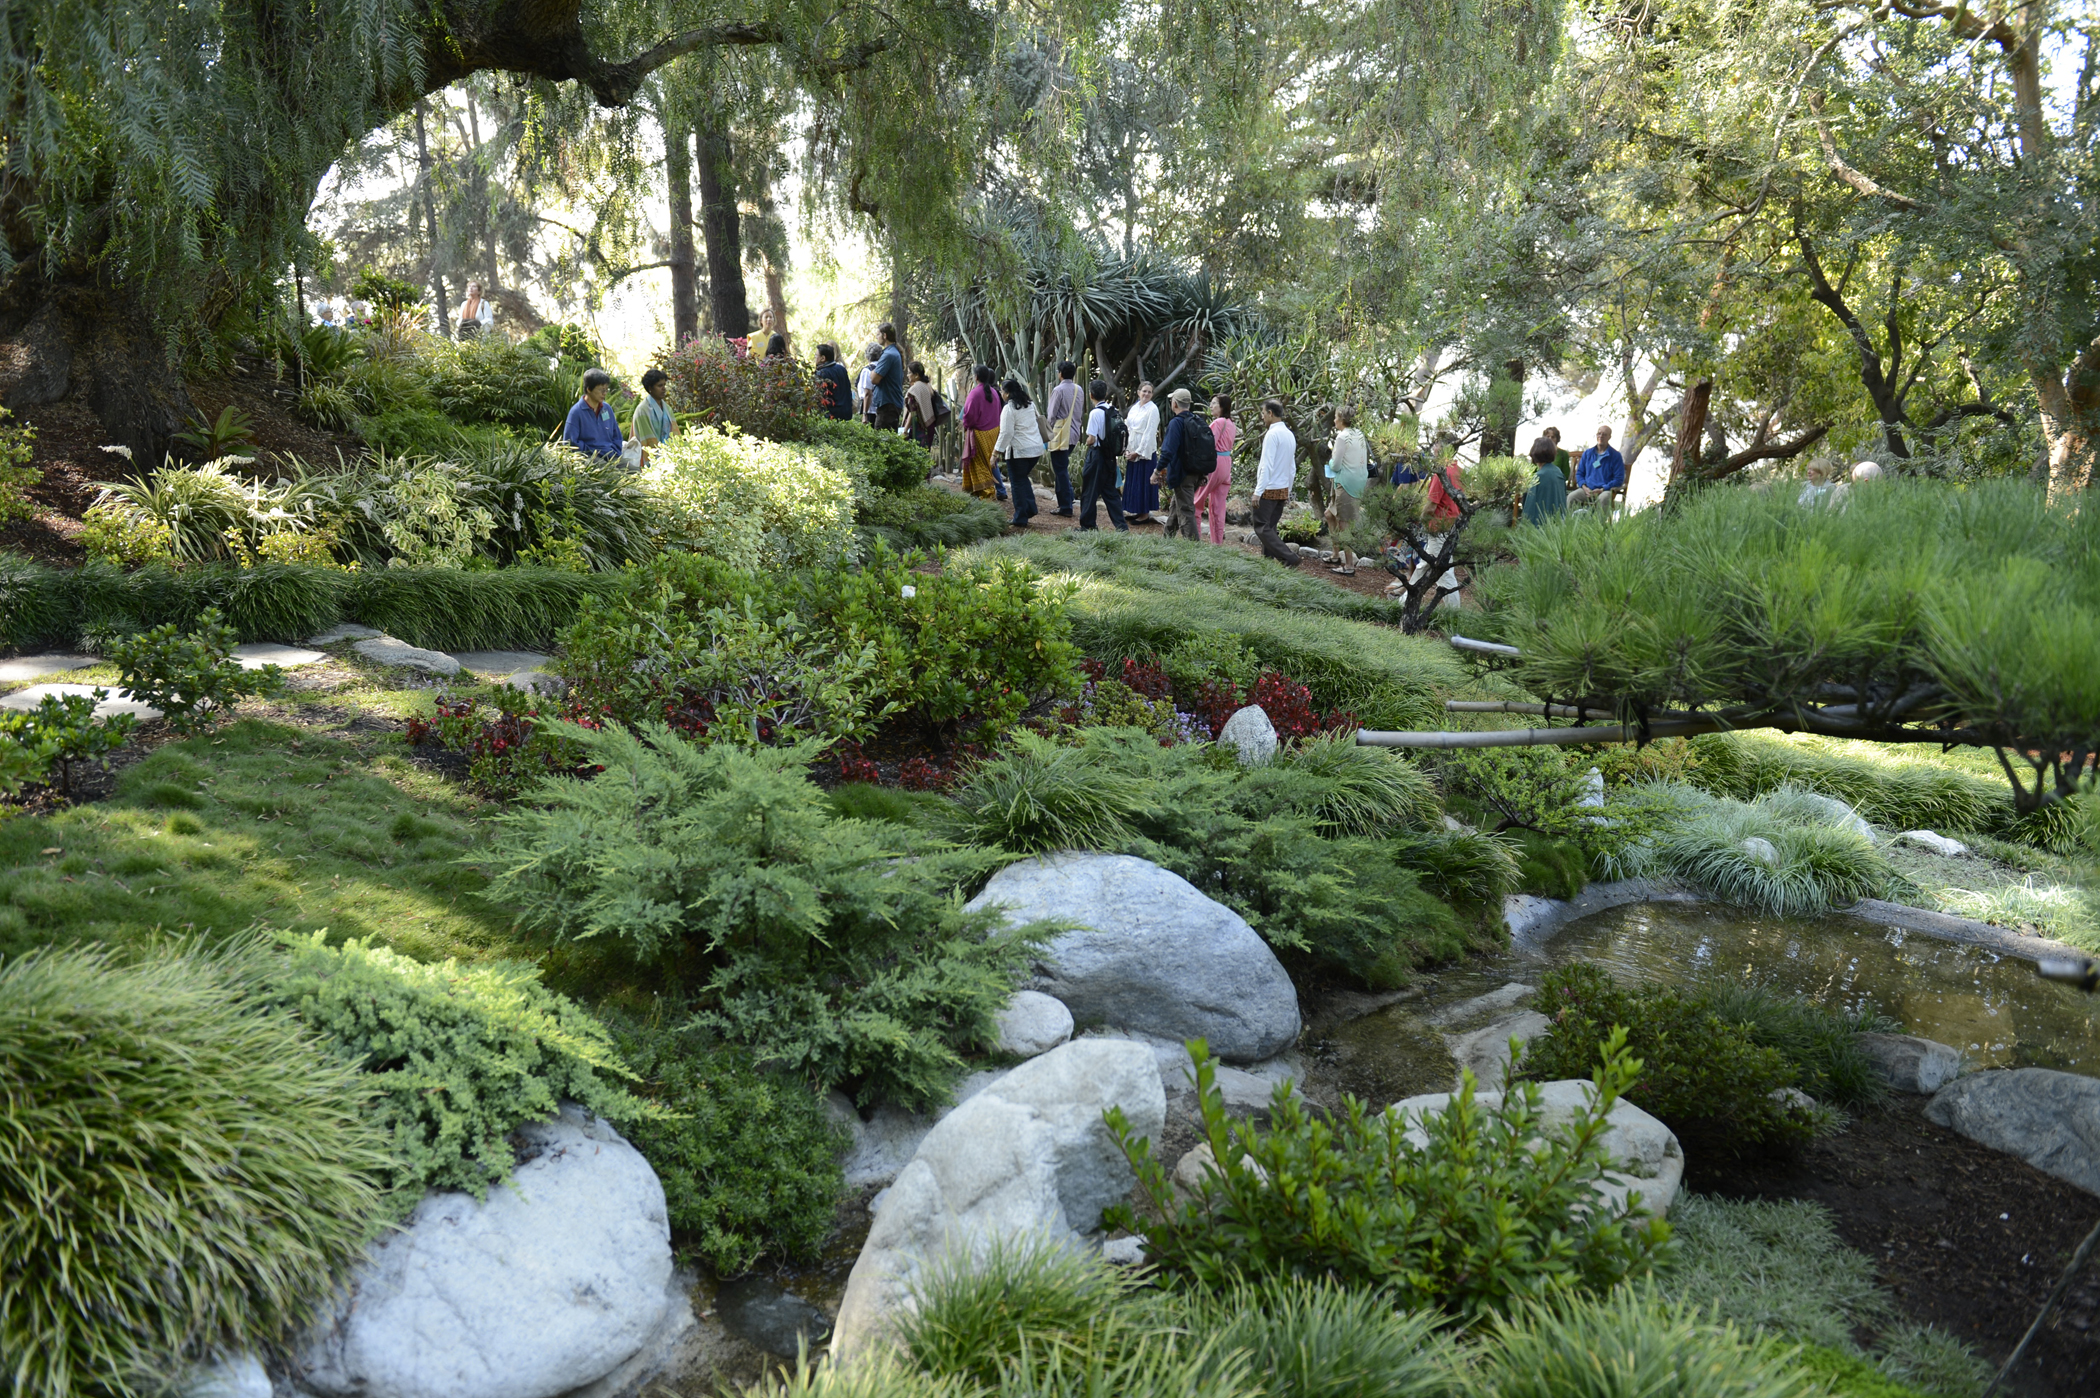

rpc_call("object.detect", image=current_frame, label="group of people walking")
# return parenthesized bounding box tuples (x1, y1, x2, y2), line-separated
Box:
(948, 363, 1251, 545)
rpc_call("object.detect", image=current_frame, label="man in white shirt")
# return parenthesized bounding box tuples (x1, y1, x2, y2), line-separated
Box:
(1078, 379, 1129, 531)
(1252, 398, 1301, 567)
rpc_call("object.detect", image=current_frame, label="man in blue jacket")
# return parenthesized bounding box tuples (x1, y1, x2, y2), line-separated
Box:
(870, 324, 905, 431)
(1571, 424, 1626, 507)
(563, 368, 626, 461)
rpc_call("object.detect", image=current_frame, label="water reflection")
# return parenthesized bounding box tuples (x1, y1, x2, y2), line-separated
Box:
(1534, 902, 2100, 1075)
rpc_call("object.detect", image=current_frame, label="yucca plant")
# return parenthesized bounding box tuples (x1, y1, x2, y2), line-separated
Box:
(0, 945, 387, 1398)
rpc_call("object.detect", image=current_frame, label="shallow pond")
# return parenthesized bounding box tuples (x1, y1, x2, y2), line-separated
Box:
(1530, 901, 2100, 1076)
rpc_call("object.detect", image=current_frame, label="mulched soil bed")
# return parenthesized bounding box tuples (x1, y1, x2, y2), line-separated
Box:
(1689, 1098, 2100, 1398)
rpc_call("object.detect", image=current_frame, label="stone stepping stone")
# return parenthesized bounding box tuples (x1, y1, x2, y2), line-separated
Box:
(448, 649, 552, 677)
(351, 637, 461, 676)
(231, 643, 327, 670)
(0, 653, 100, 683)
(0, 683, 162, 721)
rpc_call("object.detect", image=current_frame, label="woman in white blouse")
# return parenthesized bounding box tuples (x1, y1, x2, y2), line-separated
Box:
(1121, 381, 1161, 523)
(993, 377, 1047, 528)
(455, 281, 495, 339)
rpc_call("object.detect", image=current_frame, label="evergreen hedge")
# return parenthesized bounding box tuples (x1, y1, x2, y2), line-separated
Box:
(0, 555, 620, 651)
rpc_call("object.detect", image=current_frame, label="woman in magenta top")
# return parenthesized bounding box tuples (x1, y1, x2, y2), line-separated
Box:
(961, 365, 1006, 501)
(1197, 394, 1236, 544)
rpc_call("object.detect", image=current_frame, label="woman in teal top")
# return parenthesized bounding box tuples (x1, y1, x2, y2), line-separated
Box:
(631, 368, 675, 466)
(1521, 435, 1567, 524)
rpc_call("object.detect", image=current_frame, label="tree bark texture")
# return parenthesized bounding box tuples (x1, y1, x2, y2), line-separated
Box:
(694, 109, 750, 339)
(664, 117, 700, 349)
(1667, 379, 1712, 483)
(414, 103, 452, 336)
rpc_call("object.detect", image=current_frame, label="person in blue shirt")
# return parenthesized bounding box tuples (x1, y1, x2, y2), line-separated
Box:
(870, 324, 905, 430)
(1571, 424, 1626, 506)
(563, 368, 626, 461)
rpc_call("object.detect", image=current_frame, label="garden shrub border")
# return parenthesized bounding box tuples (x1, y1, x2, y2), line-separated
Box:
(0, 554, 622, 651)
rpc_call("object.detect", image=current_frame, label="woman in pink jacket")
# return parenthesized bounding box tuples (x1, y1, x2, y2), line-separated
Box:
(961, 365, 1006, 501)
(1197, 394, 1236, 543)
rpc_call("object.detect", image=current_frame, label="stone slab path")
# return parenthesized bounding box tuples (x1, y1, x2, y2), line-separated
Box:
(448, 650, 552, 677)
(231, 644, 327, 670)
(0, 654, 99, 683)
(0, 683, 163, 721)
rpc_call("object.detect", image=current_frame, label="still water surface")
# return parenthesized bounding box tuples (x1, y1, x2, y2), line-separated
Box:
(1530, 901, 2100, 1076)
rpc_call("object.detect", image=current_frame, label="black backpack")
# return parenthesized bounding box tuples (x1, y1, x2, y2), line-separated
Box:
(1177, 412, 1215, 480)
(1096, 404, 1128, 460)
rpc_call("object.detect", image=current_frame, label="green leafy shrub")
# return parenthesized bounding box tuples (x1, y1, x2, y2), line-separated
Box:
(605, 1016, 844, 1276)
(857, 483, 1006, 550)
(1694, 980, 1897, 1108)
(1477, 1288, 1814, 1398)
(109, 606, 285, 733)
(654, 335, 822, 441)
(1389, 826, 1524, 909)
(0, 945, 386, 1398)
(558, 544, 1079, 745)
(80, 502, 177, 567)
(0, 405, 43, 526)
(0, 688, 134, 793)
(247, 931, 656, 1208)
(406, 691, 599, 797)
(809, 415, 934, 495)
(1520, 965, 1819, 1152)
(1111, 1036, 1670, 1323)
(899, 1240, 1150, 1392)
(942, 727, 1154, 851)
(420, 334, 568, 429)
(481, 724, 1046, 1109)
(1165, 1274, 1459, 1398)
(645, 426, 863, 570)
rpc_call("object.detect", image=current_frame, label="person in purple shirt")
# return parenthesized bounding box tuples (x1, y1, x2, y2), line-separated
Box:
(563, 368, 626, 461)
(961, 364, 1006, 502)
(1571, 424, 1627, 506)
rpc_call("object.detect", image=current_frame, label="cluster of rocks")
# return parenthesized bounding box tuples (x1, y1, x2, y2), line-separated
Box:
(305, 623, 562, 691)
(187, 844, 2100, 1397)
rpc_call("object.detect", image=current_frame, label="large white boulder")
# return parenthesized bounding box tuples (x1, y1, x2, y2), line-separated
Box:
(1390, 1080, 1684, 1218)
(1856, 1033, 1964, 1095)
(1443, 1010, 1553, 1093)
(351, 636, 463, 676)
(966, 853, 1301, 1063)
(1926, 1068, 2100, 1197)
(829, 1039, 1166, 1362)
(294, 1105, 688, 1398)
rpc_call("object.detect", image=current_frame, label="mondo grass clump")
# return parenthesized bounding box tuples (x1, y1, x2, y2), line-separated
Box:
(0, 552, 620, 650)
(0, 944, 388, 1398)
(1607, 784, 1904, 918)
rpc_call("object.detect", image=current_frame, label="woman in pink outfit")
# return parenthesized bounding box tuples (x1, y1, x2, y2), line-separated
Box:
(1198, 394, 1236, 543)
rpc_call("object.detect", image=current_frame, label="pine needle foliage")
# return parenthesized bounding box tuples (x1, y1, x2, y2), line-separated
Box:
(1474, 481, 2100, 812)
(243, 931, 657, 1211)
(0, 944, 387, 1398)
(481, 724, 1045, 1110)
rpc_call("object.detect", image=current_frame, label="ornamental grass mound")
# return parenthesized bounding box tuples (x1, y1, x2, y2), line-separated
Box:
(0, 945, 387, 1398)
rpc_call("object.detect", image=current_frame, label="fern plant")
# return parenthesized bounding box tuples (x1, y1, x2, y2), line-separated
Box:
(481, 723, 1047, 1110)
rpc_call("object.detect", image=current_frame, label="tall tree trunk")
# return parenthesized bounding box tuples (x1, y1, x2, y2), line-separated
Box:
(1667, 379, 1713, 483)
(763, 263, 790, 350)
(414, 103, 451, 337)
(693, 108, 749, 339)
(887, 233, 911, 363)
(664, 115, 700, 348)
(466, 97, 497, 292)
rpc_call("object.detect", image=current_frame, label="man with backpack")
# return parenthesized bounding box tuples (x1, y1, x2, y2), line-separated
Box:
(1156, 388, 1214, 540)
(1079, 379, 1129, 532)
